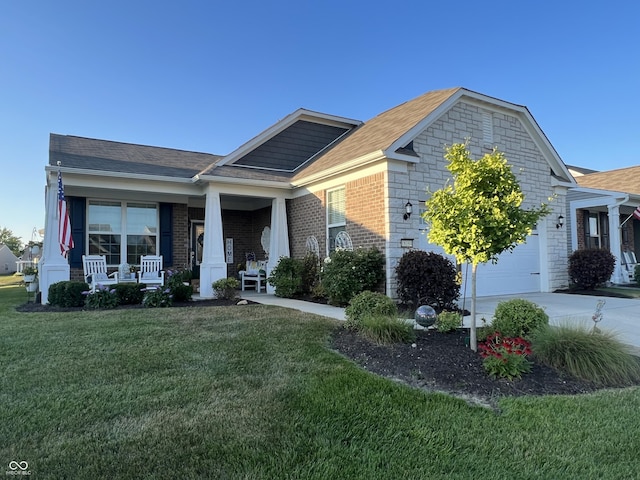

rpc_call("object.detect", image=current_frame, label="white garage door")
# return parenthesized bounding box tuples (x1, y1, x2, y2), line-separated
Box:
(418, 230, 541, 297)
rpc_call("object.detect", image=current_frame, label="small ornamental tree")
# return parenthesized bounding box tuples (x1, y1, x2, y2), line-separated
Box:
(422, 143, 550, 351)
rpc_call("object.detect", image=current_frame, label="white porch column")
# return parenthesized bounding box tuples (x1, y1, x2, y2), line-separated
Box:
(267, 197, 290, 294)
(199, 185, 227, 298)
(608, 204, 625, 284)
(39, 175, 70, 304)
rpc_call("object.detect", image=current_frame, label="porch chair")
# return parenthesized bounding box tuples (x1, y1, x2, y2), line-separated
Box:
(82, 255, 119, 291)
(622, 250, 638, 282)
(137, 255, 165, 288)
(240, 255, 267, 292)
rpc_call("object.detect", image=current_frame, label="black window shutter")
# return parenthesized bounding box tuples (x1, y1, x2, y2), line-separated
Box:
(68, 197, 86, 268)
(159, 203, 173, 267)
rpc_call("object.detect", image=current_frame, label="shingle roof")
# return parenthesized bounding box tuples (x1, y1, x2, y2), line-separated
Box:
(293, 87, 461, 181)
(50, 134, 221, 178)
(575, 166, 640, 195)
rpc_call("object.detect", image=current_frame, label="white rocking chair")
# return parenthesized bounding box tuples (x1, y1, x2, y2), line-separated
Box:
(82, 255, 119, 292)
(622, 251, 638, 282)
(240, 259, 267, 292)
(137, 255, 165, 287)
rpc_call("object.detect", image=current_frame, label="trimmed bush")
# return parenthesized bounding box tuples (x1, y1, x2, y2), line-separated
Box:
(300, 253, 320, 294)
(268, 257, 304, 298)
(635, 265, 640, 286)
(142, 287, 173, 308)
(212, 277, 240, 300)
(166, 270, 194, 302)
(568, 248, 615, 290)
(345, 291, 398, 331)
(491, 298, 548, 338)
(436, 311, 461, 333)
(85, 284, 119, 309)
(322, 247, 385, 306)
(395, 250, 460, 311)
(359, 315, 416, 345)
(530, 323, 640, 386)
(48, 281, 90, 307)
(114, 283, 146, 305)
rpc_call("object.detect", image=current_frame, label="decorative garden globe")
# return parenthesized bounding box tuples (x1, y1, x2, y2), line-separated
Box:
(414, 305, 437, 327)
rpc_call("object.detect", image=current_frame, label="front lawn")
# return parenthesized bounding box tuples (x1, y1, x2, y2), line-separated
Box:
(1, 284, 640, 479)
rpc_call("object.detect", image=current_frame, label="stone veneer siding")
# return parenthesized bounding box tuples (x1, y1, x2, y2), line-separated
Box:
(385, 100, 570, 295)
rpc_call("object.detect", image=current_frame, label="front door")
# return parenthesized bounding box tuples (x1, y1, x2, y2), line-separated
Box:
(191, 222, 204, 279)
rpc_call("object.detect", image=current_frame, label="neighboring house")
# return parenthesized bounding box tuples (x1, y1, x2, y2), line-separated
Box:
(38, 87, 575, 304)
(0, 244, 19, 274)
(569, 166, 640, 284)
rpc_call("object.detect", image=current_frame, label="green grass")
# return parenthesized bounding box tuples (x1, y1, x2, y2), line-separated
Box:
(600, 286, 640, 298)
(2, 285, 640, 479)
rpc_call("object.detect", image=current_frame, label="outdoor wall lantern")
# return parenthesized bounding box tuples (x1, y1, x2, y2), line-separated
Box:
(556, 215, 564, 229)
(403, 201, 413, 220)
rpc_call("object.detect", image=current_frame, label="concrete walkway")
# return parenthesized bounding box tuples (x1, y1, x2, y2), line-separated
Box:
(241, 290, 640, 349)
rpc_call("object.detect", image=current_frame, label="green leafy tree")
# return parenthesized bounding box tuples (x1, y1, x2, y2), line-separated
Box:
(422, 143, 550, 351)
(0, 227, 23, 256)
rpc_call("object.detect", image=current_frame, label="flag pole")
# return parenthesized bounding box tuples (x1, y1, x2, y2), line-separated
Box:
(55, 161, 61, 221)
(620, 212, 634, 229)
(620, 206, 640, 228)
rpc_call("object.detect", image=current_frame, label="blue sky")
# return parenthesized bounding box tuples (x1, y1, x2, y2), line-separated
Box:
(2, 1, 638, 246)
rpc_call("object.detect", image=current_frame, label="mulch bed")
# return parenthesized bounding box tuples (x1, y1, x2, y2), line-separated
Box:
(330, 327, 624, 408)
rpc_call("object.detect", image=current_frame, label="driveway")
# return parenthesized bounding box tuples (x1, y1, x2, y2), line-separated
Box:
(462, 292, 640, 350)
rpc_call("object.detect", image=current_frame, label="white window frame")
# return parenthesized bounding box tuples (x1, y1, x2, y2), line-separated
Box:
(326, 186, 346, 255)
(87, 200, 159, 266)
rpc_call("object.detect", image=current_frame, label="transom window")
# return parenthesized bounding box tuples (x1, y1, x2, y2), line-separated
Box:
(88, 201, 158, 266)
(327, 187, 346, 253)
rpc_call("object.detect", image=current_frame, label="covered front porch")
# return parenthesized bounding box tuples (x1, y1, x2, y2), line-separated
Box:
(569, 193, 640, 285)
(38, 172, 291, 303)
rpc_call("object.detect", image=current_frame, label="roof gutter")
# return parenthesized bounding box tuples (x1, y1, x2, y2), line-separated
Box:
(45, 165, 194, 184)
(292, 150, 387, 188)
(193, 174, 293, 190)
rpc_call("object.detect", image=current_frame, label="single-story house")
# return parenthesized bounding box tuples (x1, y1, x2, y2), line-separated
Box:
(567, 166, 640, 284)
(0, 244, 19, 274)
(38, 87, 576, 304)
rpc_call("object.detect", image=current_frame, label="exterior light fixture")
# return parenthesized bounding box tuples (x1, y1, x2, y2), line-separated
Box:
(556, 215, 564, 229)
(403, 201, 413, 220)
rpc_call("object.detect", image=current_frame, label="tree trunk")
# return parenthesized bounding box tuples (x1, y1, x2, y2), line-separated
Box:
(470, 262, 478, 351)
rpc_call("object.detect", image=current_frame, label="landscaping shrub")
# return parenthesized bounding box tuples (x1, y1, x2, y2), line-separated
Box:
(114, 283, 146, 305)
(166, 269, 194, 302)
(436, 311, 461, 333)
(300, 252, 320, 294)
(48, 281, 90, 307)
(568, 248, 615, 290)
(359, 315, 416, 345)
(322, 247, 385, 306)
(479, 331, 532, 380)
(142, 287, 173, 308)
(530, 323, 640, 386)
(85, 284, 119, 309)
(491, 298, 549, 338)
(345, 291, 398, 331)
(268, 257, 304, 298)
(211, 277, 240, 301)
(635, 265, 640, 286)
(395, 250, 459, 311)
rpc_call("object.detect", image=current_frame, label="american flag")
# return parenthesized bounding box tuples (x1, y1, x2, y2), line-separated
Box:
(633, 205, 640, 221)
(58, 171, 74, 257)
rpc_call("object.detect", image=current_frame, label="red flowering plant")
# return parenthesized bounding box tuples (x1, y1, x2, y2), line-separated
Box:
(478, 331, 533, 380)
